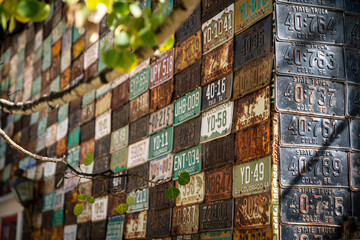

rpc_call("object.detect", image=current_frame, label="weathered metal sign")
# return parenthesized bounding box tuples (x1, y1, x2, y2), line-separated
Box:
(80, 119, 94, 143)
(127, 138, 149, 169)
(199, 199, 233, 231)
(149, 126, 174, 159)
(200, 231, 232, 240)
(232, 86, 270, 132)
(149, 104, 174, 135)
(95, 91, 112, 117)
(280, 148, 348, 187)
(233, 156, 271, 197)
(174, 60, 201, 99)
(45, 124, 57, 147)
(172, 204, 199, 235)
(277, 0, 343, 8)
(280, 188, 350, 226)
(202, 4, 234, 55)
(63, 224, 77, 240)
(147, 208, 172, 238)
(84, 42, 98, 70)
(345, 49, 360, 85)
(150, 182, 175, 210)
(124, 211, 147, 239)
(200, 101, 234, 143)
(149, 154, 173, 184)
(52, 209, 64, 227)
(234, 15, 272, 70)
(172, 234, 200, 240)
(350, 153, 360, 191)
(345, 14, 360, 50)
(110, 148, 128, 173)
(106, 215, 125, 240)
(53, 190, 64, 210)
(176, 172, 205, 206)
(281, 225, 341, 240)
(129, 91, 149, 123)
(173, 145, 201, 180)
(150, 48, 174, 89)
(279, 113, 350, 148)
(95, 135, 111, 158)
(43, 192, 55, 212)
(127, 163, 149, 191)
(127, 188, 149, 213)
(109, 170, 127, 193)
(202, 134, 234, 169)
(175, 4, 201, 43)
(174, 88, 202, 125)
(129, 116, 149, 144)
(234, 192, 271, 228)
(91, 196, 108, 222)
(202, 39, 233, 86)
(234, 227, 272, 240)
(112, 104, 129, 131)
(130, 65, 150, 100)
(80, 139, 94, 163)
(276, 75, 345, 117)
(347, 84, 360, 118)
(112, 80, 129, 109)
(275, 41, 345, 79)
(345, 0, 360, 14)
(205, 165, 232, 202)
(175, 30, 202, 73)
(95, 110, 111, 140)
(173, 117, 201, 153)
(202, 74, 233, 111)
(149, 79, 173, 113)
(110, 125, 129, 153)
(352, 120, 360, 151)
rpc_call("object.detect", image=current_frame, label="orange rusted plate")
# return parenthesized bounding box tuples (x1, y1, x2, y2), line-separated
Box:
(149, 79, 173, 113)
(175, 30, 202, 74)
(205, 165, 232, 202)
(129, 91, 149, 123)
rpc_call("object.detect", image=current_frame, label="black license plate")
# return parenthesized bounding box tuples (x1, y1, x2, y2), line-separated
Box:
(199, 199, 233, 231)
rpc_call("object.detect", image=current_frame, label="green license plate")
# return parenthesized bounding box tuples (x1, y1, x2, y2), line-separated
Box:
(130, 67, 150, 100)
(174, 87, 201, 125)
(149, 126, 173, 159)
(172, 145, 201, 180)
(127, 188, 149, 213)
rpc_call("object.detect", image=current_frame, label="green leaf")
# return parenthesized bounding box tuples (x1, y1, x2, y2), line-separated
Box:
(56, 177, 64, 188)
(81, 187, 87, 191)
(165, 187, 179, 200)
(159, 35, 174, 52)
(126, 196, 135, 205)
(76, 194, 87, 202)
(84, 152, 94, 166)
(102, 48, 138, 72)
(115, 203, 128, 214)
(139, 28, 157, 47)
(113, 2, 129, 15)
(73, 203, 84, 216)
(178, 171, 190, 186)
(1, 13, 7, 32)
(17, 0, 50, 22)
(115, 31, 130, 49)
(87, 196, 95, 204)
(129, 2, 142, 18)
(107, 13, 130, 30)
(8, 16, 15, 32)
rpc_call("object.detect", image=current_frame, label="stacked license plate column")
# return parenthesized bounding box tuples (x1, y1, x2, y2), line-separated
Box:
(274, 0, 360, 239)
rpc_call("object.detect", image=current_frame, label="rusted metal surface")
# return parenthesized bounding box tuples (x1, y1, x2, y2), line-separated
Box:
(150, 79, 173, 113)
(149, 104, 174, 135)
(201, 39, 233, 86)
(172, 234, 200, 240)
(112, 80, 129, 109)
(279, 113, 350, 148)
(95, 110, 111, 140)
(129, 116, 148, 144)
(69, 98, 82, 115)
(202, 0, 233, 22)
(173, 117, 201, 153)
(172, 204, 199, 235)
(71, 56, 84, 85)
(202, 134, 234, 169)
(150, 49, 174, 89)
(280, 148, 348, 188)
(95, 91, 112, 117)
(60, 67, 71, 89)
(68, 111, 81, 131)
(174, 61, 201, 99)
(72, 36, 85, 60)
(205, 165, 232, 202)
(202, 74, 232, 111)
(175, 31, 202, 73)
(93, 155, 110, 174)
(347, 84, 360, 118)
(281, 225, 341, 240)
(345, 0, 360, 14)
(80, 138, 94, 163)
(94, 134, 110, 158)
(232, 86, 270, 132)
(110, 124, 129, 153)
(108, 170, 127, 193)
(277, 0, 343, 8)
(149, 154, 173, 184)
(280, 187, 351, 226)
(77, 223, 91, 240)
(276, 75, 345, 117)
(107, 194, 126, 216)
(129, 91, 149, 123)
(150, 182, 175, 210)
(345, 14, 360, 49)
(350, 153, 360, 191)
(56, 137, 67, 156)
(91, 221, 107, 239)
(127, 138, 149, 169)
(345, 49, 360, 85)
(234, 192, 271, 228)
(147, 208, 172, 238)
(352, 119, 360, 151)
(64, 203, 77, 225)
(199, 199, 233, 231)
(234, 227, 272, 240)
(112, 103, 129, 131)
(127, 162, 149, 191)
(175, 4, 201, 43)
(174, 88, 201, 126)
(176, 172, 205, 206)
(124, 211, 147, 239)
(81, 102, 95, 124)
(47, 109, 58, 127)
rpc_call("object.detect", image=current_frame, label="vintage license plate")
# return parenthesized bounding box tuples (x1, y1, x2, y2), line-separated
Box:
(173, 145, 201, 180)
(110, 125, 129, 153)
(280, 187, 351, 226)
(130, 66, 150, 100)
(150, 79, 173, 113)
(80, 119, 94, 143)
(204, 166, 232, 201)
(202, 39, 233, 85)
(202, 73, 233, 111)
(172, 204, 199, 235)
(345, 49, 360, 84)
(281, 225, 341, 240)
(84, 42, 99, 69)
(106, 215, 125, 240)
(150, 182, 176, 210)
(67, 128, 80, 149)
(175, 30, 202, 73)
(276, 4, 344, 44)
(200, 231, 232, 240)
(351, 119, 360, 151)
(150, 48, 174, 88)
(147, 208, 172, 238)
(234, 15, 272, 70)
(129, 116, 149, 144)
(127, 138, 149, 169)
(173, 117, 201, 153)
(95, 110, 111, 140)
(127, 188, 149, 213)
(80, 139, 94, 163)
(127, 163, 149, 191)
(112, 80, 129, 110)
(149, 104, 174, 135)
(110, 148, 128, 173)
(91, 196, 108, 221)
(353, 191, 360, 219)
(129, 91, 149, 123)
(202, 4, 234, 54)
(202, 134, 234, 169)
(174, 87, 202, 125)
(64, 225, 77, 240)
(232, 86, 270, 132)
(279, 148, 348, 187)
(112, 104, 129, 131)
(199, 199, 233, 231)
(276, 75, 345, 117)
(275, 41, 345, 79)
(95, 91, 112, 117)
(124, 211, 147, 239)
(279, 113, 350, 148)
(176, 172, 205, 206)
(350, 152, 360, 191)
(277, 0, 344, 8)
(345, 14, 360, 49)
(347, 84, 360, 118)
(202, 0, 233, 22)
(109, 170, 127, 193)
(175, 4, 201, 43)
(233, 156, 271, 197)
(174, 60, 201, 99)
(200, 101, 233, 143)
(149, 154, 173, 184)
(234, 227, 272, 240)
(149, 126, 174, 159)
(234, 0, 272, 34)
(234, 192, 271, 228)
(345, 0, 360, 14)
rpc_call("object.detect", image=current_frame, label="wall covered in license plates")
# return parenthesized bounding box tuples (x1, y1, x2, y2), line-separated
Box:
(0, 0, 359, 239)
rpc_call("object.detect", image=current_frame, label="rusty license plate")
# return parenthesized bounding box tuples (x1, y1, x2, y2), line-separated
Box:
(173, 145, 201, 180)
(276, 4, 344, 44)
(176, 172, 205, 206)
(199, 199, 233, 231)
(149, 79, 173, 113)
(174, 60, 201, 99)
(351, 119, 360, 151)
(112, 104, 129, 131)
(109, 170, 127, 193)
(345, 49, 360, 84)
(175, 30, 202, 73)
(127, 138, 149, 169)
(149, 154, 173, 184)
(281, 225, 341, 240)
(345, 14, 360, 49)
(175, 4, 201, 43)
(200, 231, 232, 240)
(149, 104, 174, 135)
(150, 48, 174, 88)
(202, 0, 233, 22)
(110, 125, 129, 153)
(347, 84, 360, 118)
(202, 134, 234, 169)
(234, 227, 272, 240)
(110, 148, 128, 173)
(350, 152, 360, 191)
(280, 148, 348, 188)
(276, 75, 345, 117)
(232, 86, 270, 132)
(95, 91, 112, 117)
(234, 15, 272, 70)
(129, 116, 148, 144)
(172, 204, 199, 235)
(353, 191, 360, 219)
(234, 0, 272, 34)
(80, 119, 95, 143)
(235, 192, 271, 228)
(173, 117, 201, 153)
(129, 91, 149, 123)
(345, 0, 360, 14)
(279, 113, 350, 148)
(112, 80, 129, 109)
(127, 188, 149, 213)
(277, 0, 343, 8)
(275, 41, 345, 79)
(280, 187, 351, 226)
(202, 40, 233, 86)
(149, 182, 175, 210)
(172, 234, 199, 240)
(205, 165, 232, 202)
(174, 88, 201, 126)
(95, 110, 111, 140)
(202, 4, 234, 55)
(202, 73, 233, 111)
(127, 163, 149, 191)
(124, 211, 147, 239)
(147, 208, 172, 238)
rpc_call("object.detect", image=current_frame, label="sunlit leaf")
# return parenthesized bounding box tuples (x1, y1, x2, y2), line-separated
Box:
(84, 152, 94, 166)
(139, 28, 157, 47)
(103, 48, 138, 73)
(126, 196, 135, 205)
(73, 203, 84, 215)
(8, 16, 15, 32)
(159, 35, 174, 51)
(165, 187, 179, 200)
(115, 31, 130, 49)
(129, 2, 142, 18)
(115, 203, 128, 214)
(178, 171, 190, 186)
(87, 196, 95, 204)
(113, 2, 129, 15)
(17, 0, 50, 22)
(0, 13, 7, 32)
(76, 194, 87, 201)
(56, 177, 64, 188)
